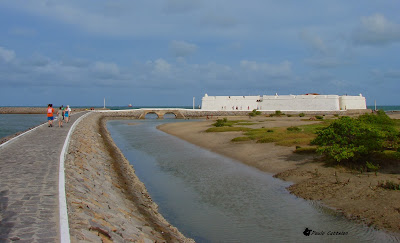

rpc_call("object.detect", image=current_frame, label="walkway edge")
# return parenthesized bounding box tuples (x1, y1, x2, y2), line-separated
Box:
(59, 111, 91, 243)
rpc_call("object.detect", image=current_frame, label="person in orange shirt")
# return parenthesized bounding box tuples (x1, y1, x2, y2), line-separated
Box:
(47, 104, 55, 127)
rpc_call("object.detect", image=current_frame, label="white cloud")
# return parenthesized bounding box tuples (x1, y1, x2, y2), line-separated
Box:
(169, 40, 198, 57)
(240, 60, 292, 78)
(352, 13, 400, 45)
(299, 30, 328, 54)
(152, 59, 172, 74)
(0, 47, 16, 63)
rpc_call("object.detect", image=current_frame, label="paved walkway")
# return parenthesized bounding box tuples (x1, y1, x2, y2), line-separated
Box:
(0, 112, 88, 242)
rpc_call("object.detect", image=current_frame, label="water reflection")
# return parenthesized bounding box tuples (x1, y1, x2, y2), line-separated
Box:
(107, 119, 399, 243)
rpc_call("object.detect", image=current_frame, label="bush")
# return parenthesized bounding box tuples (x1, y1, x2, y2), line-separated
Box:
(249, 109, 261, 116)
(311, 114, 398, 163)
(299, 113, 305, 117)
(214, 119, 226, 127)
(315, 115, 324, 120)
(287, 126, 301, 132)
(378, 180, 400, 190)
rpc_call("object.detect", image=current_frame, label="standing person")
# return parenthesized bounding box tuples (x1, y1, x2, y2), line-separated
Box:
(65, 105, 71, 123)
(47, 104, 54, 127)
(61, 105, 65, 120)
(57, 107, 64, 127)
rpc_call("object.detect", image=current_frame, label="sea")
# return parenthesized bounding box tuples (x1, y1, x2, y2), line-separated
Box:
(0, 105, 398, 140)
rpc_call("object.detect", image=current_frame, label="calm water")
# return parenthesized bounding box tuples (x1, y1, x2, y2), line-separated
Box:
(0, 114, 47, 139)
(107, 118, 399, 242)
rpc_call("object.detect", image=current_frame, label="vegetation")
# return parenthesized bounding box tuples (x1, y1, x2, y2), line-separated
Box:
(212, 118, 253, 127)
(231, 137, 252, 142)
(311, 111, 400, 164)
(378, 180, 400, 190)
(249, 109, 261, 116)
(299, 113, 305, 117)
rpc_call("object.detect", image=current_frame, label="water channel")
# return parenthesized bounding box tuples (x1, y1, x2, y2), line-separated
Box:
(107, 117, 398, 242)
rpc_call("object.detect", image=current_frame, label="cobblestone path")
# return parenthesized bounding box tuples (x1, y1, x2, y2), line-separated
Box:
(0, 112, 88, 242)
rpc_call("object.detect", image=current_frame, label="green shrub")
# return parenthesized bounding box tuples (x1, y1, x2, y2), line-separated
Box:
(378, 180, 400, 190)
(232, 137, 251, 142)
(295, 146, 318, 154)
(334, 114, 339, 117)
(213, 119, 225, 127)
(366, 161, 380, 175)
(315, 115, 324, 120)
(311, 116, 393, 163)
(287, 126, 301, 132)
(249, 109, 261, 116)
(299, 113, 305, 117)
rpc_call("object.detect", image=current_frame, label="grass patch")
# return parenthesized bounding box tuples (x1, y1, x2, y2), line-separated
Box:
(236, 122, 257, 126)
(231, 137, 252, 142)
(294, 146, 318, 154)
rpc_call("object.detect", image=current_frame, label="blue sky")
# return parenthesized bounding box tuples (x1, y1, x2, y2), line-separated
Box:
(0, 0, 399, 106)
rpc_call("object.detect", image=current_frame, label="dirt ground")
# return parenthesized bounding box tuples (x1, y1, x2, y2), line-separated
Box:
(158, 114, 400, 234)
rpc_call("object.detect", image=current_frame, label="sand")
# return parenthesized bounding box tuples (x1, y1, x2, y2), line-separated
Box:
(158, 114, 400, 234)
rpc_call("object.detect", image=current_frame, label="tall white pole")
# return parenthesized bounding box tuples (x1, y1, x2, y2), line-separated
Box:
(374, 100, 376, 111)
(193, 97, 195, 109)
(104, 97, 106, 109)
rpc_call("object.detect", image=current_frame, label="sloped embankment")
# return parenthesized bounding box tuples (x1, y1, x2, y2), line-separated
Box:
(64, 112, 193, 242)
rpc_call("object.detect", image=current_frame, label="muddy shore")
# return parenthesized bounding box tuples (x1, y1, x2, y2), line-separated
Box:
(158, 114, 400, 234)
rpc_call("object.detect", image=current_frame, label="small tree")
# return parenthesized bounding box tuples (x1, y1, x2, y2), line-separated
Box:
(311, 116, 386, 163)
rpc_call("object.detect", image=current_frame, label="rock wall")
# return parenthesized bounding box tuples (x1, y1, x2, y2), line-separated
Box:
(65, 112, 193, 242)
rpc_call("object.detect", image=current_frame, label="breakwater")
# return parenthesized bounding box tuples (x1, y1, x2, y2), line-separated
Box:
(64, 111, 192, 242)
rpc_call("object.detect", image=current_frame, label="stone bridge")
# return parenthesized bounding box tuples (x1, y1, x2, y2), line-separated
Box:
(138, 109, 186, 119)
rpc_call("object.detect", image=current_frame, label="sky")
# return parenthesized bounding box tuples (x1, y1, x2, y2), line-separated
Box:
(0, 0, 399, 107)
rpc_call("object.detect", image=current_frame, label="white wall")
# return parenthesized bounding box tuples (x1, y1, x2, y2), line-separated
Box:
(201, 95, 260, 111)
(339, 95, 367, 110)
(201, 94, 367, 111)
(259, 95, 339, 111)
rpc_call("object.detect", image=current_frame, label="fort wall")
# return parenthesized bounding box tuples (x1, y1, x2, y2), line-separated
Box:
(201, 94, 366, 111)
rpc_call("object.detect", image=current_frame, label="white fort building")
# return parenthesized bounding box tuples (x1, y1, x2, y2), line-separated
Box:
(201, 93, 367, 111)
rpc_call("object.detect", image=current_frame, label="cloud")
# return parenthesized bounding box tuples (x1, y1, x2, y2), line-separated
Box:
(371, 68, 400, 79)
(0, 46, 16, 63)
(91, 61, 121, 80)
(10, 27, 37, 36)
(303, 57, 350, 68)
(163, 0, 202, 14)
(201, 12, 237, 29)
(169, 40, 198, 57)
(352, 13, 400, 45)
(240, 60, 292, 78)
(299, 30, 328, 54)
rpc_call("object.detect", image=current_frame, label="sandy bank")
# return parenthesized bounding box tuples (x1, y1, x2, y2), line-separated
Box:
(158, 115, 400, 234)
(65, 112, 193, 242)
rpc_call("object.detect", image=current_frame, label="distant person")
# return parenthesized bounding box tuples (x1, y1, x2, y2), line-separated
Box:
(57, 107, 64, 127)
(65, 105, 71, 123)
(47, 104, 54, 127)
(61, 105, 65, 120)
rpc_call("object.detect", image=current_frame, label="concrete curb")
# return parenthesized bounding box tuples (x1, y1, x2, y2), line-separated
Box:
(59, 111, 91, 243)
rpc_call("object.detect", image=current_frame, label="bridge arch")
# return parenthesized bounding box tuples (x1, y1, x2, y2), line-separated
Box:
(138, 109, 186, 119)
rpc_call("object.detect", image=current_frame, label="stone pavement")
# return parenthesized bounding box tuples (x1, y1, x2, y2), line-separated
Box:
(0, 112, 88, 242)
